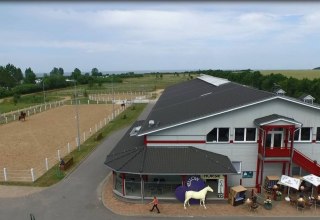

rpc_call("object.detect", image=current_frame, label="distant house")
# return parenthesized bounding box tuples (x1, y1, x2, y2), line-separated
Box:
(35, 79, 42, 84)
(105, 75, 320, 200)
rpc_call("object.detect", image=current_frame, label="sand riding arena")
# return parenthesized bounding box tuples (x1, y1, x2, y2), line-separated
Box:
(0, 104, 123, 182)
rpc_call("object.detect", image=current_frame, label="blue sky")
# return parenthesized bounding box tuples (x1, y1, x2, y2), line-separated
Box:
(1, 2, 320, 74)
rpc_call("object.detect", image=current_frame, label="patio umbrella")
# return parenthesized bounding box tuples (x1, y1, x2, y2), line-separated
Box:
(302, 174, 320, 196)
(277, 175, 302, 198)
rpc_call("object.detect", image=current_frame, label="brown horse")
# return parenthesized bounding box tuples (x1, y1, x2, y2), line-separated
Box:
(19, 111, 26, 121)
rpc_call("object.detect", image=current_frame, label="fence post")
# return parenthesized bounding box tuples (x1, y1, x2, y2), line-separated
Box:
(95, 124, 97, 132)
(67, 142, 70, 153)
(34, 108, 36, 114)
(13, 114, 16, 121)
(3, 168, 7, 181)
(97, 100, 98, 104)
(45, 158, 49, 171)
(40, 107, 42, 112)
(83, 132, 86, 142)
(31, 168, 35, 182)
(88, 100, 89, 105)
(104, 118, 107, 125)
(57, 150, 61, 161)
(90, 127, 92, 134)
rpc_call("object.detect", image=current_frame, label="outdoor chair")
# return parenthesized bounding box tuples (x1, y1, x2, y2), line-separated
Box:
(296, 201, 305, 212)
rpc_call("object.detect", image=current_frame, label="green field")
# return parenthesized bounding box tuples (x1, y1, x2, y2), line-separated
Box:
(260, 70, 320, 80)
(0, 73, 195, 114)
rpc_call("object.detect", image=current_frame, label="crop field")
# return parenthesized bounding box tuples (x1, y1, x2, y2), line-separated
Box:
(260, 70, 320, 80)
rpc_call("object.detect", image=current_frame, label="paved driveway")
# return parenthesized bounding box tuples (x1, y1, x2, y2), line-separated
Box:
(0, 102, 316, 220)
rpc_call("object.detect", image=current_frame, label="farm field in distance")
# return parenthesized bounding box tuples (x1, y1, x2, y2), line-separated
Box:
(260, 69, 320, 80)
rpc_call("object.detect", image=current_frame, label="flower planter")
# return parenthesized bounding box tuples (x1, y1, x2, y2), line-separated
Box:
(264, 203, 272, 210)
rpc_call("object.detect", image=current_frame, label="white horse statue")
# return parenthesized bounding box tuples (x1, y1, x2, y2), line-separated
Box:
(184, 186, 213, 209)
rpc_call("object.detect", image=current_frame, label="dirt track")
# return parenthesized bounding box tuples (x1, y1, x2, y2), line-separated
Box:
(0, 104, 119, 172)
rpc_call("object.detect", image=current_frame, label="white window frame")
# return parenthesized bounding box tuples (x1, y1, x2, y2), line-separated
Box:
(294, 127, 312, 142)
(234, 128, 257, 143)
(316, 127, 320, 142)
(206, 127, 230, 143)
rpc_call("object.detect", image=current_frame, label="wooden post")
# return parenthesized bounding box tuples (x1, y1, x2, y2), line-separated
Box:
(31, 168, 35, 182)
(3, 168, 7, 181)
(45, 158, 49, 171)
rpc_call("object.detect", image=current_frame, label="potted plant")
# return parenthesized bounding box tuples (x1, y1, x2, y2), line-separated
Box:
(275, 191, 282, 201)
(264, 196, 272, 210)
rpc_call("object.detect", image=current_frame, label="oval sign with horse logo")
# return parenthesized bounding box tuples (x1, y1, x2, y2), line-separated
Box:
(175, 176, 205, 203)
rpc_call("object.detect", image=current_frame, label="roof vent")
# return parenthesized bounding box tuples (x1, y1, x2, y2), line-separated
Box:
(299, 94, 315, 104)
(197, 74, 229, 86)
(148, 120, 155, 127)
(274, 88, 286, 96)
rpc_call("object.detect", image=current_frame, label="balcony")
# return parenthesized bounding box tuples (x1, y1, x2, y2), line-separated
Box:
(259, 147, 291, 157)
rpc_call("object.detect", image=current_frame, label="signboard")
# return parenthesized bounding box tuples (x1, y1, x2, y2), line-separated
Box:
(201, 174, 224, 179)
(242, 171, 253, 178)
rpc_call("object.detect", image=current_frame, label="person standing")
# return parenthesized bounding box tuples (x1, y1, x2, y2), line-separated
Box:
(149, 196, 160, 213)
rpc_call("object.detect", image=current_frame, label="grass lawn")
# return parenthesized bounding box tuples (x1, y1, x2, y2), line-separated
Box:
(0, 94, 63, 113)
(260, 70, 320, 80)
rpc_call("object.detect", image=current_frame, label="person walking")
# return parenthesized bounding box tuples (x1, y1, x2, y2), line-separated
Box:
(149, 196, 160, 213)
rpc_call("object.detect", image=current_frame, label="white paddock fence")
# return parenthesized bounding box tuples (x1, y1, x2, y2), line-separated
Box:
(88, 91, 153, 104)
(0, 104, 130, 182)
(0, 100, 66, 125)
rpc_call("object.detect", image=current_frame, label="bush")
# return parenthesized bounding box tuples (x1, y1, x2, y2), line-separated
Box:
(122, 114, 127, 119)
(95, 132, 103, 141)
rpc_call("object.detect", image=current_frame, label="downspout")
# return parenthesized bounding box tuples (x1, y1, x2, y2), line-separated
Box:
(289, 126, 302, 176)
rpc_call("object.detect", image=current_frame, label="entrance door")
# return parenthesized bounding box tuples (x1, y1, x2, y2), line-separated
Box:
(265, 132, 283, 148)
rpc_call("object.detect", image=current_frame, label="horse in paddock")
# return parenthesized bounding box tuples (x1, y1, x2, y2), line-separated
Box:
(184, 186, 213, 209)
(18, 111, 26, 121)
(121, 101, 126, 109)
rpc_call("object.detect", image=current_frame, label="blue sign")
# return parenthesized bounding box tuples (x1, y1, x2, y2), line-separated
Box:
(175, 176, 205, 204)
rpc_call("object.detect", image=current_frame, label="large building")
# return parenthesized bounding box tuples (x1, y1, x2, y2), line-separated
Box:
(105, 75, 320, 200)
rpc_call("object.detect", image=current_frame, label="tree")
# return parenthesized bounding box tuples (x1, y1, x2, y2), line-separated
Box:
(71, 68, 82, 80)
(13, 93, 21, 105)
(91, 68, 102, 76)
(24, 67, 36, 84)
(50, 67, 64, 76)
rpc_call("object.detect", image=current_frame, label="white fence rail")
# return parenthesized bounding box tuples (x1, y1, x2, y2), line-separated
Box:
(1, 104, 129, 183)
(0, 100, 66, 125)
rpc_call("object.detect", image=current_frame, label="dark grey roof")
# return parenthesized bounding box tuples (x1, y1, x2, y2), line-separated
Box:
(138, 76, 275, 135)
(254, 114, 302, 126)
(105, 122, 237, 175)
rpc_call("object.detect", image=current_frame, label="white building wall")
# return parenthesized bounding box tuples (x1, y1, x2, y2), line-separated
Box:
(146, 98, 320, 187)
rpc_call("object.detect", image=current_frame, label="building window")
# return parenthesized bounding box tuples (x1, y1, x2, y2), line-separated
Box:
(317, 127, 320, 141)
(232, 161, 242, 174)
(294, 127, 312, 141)
(206, 128, 229, 142)
(207, 128, 217, 142)
(234, 128, 256, 142)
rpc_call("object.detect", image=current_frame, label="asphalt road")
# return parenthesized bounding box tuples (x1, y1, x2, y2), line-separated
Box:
(0, 102, 317, 220)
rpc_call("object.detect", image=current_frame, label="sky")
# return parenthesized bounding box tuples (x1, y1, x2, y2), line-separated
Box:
(0, 2, 320, 74)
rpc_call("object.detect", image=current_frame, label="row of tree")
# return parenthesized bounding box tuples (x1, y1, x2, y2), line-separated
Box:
(0, 64, 144, 99)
